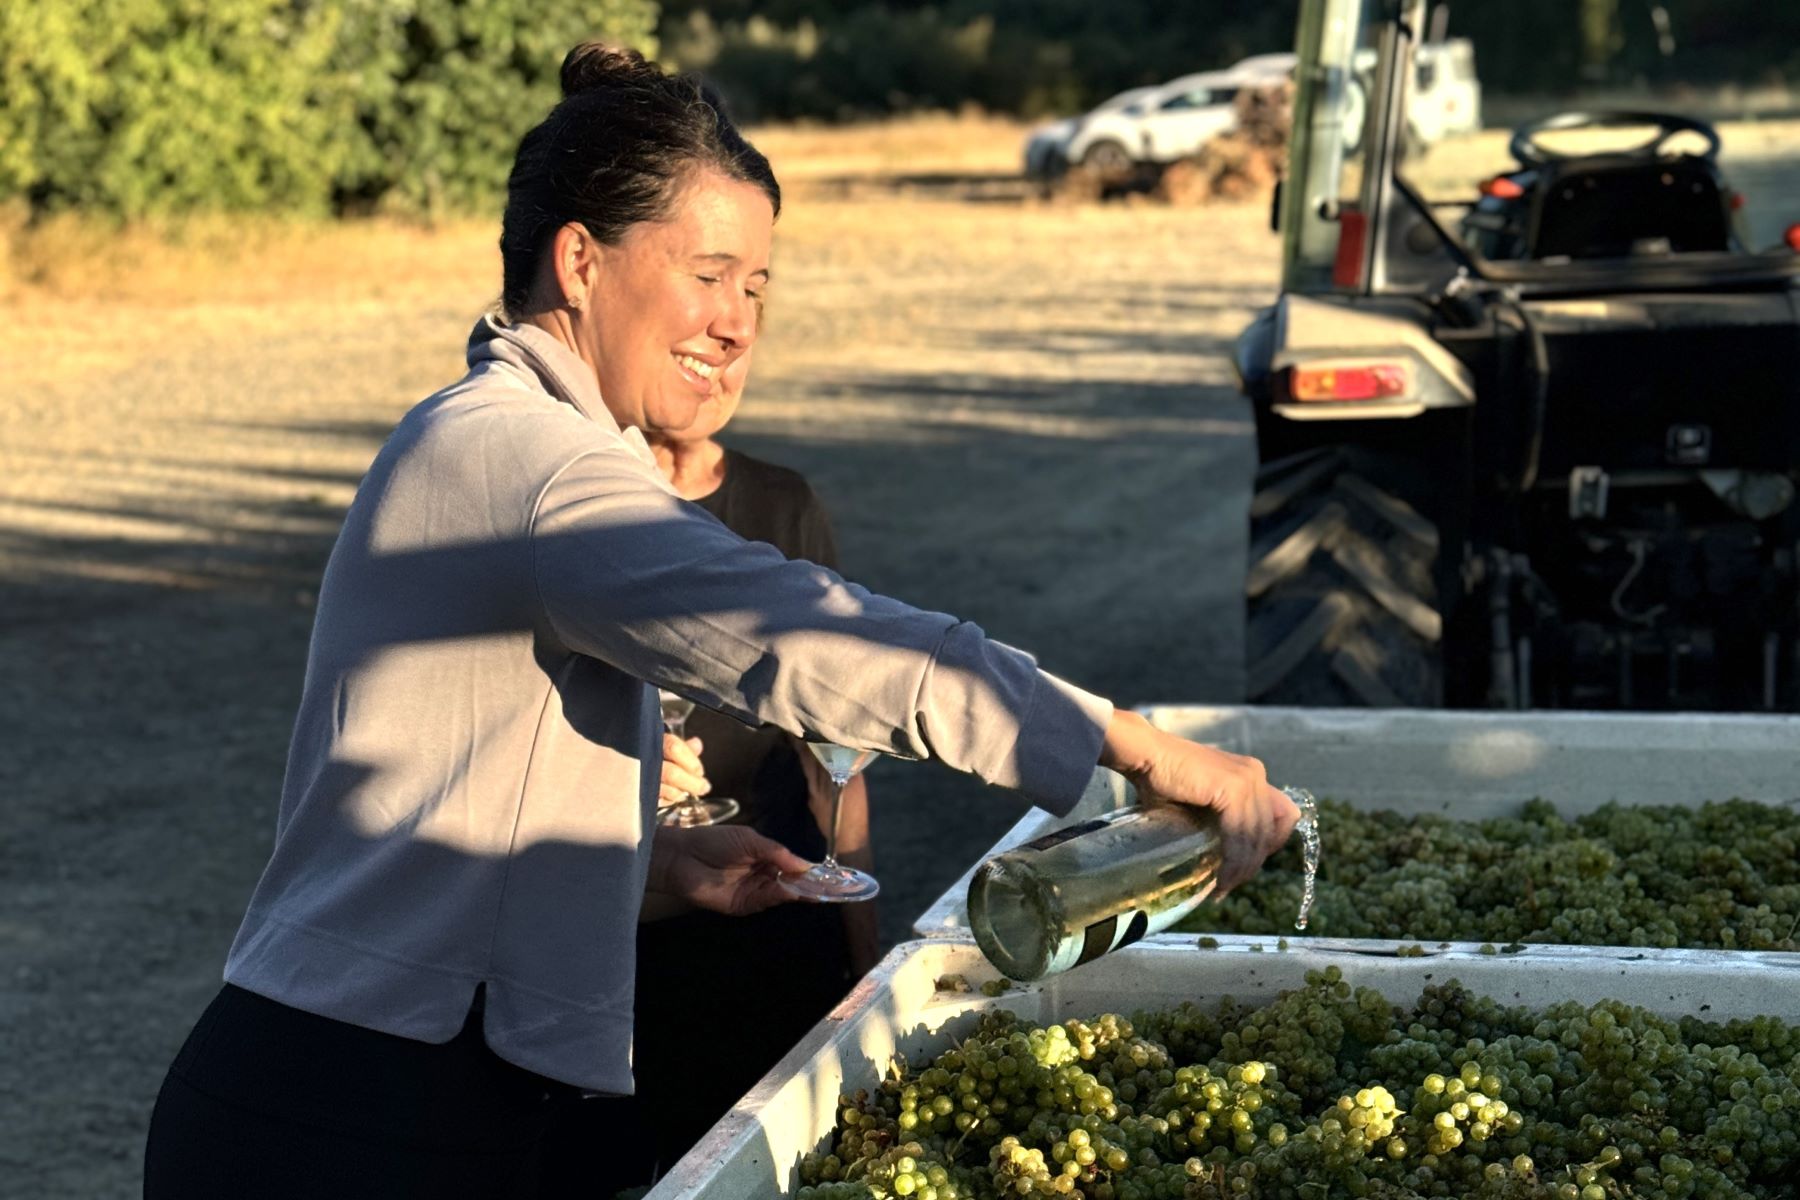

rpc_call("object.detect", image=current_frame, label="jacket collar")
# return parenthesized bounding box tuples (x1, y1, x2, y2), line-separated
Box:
(465, 314, 658, 468)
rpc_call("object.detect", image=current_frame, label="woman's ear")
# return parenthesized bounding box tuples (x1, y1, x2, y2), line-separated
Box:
(550, 222, 600, 312)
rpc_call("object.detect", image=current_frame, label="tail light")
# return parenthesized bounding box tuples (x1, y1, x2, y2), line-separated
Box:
(1786, 223, 1800, 252)
(1479, 176, 1525, 199)
(1283, 361, 1411, 402)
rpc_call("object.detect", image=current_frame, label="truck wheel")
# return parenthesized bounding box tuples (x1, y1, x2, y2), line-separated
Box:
(1244, 448, 1443, 706)
(1080, 140, 1133, 173)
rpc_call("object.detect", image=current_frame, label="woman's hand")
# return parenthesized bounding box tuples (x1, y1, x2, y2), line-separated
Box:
(1099, 710, 1299, 896)
(646, 825, 816, 916)
(659, 732, 711, 807)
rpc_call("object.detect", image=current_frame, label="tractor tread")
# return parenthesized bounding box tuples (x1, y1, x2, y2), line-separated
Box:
(1249, 449, 1344, 519)
(1335, 472, 1439, 551)
(1331, 635, 1408, 708)
(1246, 500, 1349, 599)
(1244, 449, 1443, 707)
(1246, 592, 1355, 699)
(1329, 528, 1444, 643)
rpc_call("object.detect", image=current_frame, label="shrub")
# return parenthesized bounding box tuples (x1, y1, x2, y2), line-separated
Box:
(329, 0, 661, 216)
(0, 0, 347, 216)
(0, 0, 659, 218)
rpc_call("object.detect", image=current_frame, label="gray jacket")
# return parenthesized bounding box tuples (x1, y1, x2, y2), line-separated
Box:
(224, 316, 1111, 1092)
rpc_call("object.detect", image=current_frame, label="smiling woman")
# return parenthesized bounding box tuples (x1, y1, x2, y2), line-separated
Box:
(140, 40, 1297, 1200)
(522, 177, 770, 435)
(498, 46, 777, 437)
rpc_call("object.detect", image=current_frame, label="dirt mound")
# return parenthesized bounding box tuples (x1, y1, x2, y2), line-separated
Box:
(1158, 81, 1293, 205)
(1050, 81, 1293, 207)
(1048, 162, 1163, 205)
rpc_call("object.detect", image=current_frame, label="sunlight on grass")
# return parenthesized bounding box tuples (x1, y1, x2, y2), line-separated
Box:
(0, 207, 498, 308)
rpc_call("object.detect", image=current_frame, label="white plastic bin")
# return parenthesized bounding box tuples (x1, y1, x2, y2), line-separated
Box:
(913, 704, 1800, 937)
(644, 936, 1800, 1199)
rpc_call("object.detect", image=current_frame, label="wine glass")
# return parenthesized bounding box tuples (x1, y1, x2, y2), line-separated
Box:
(655, 689, 740, 827)
(781, 741, 881, 902)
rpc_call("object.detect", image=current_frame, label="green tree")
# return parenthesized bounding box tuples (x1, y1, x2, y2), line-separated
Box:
(330, 0, 660, 215)
(0, 0, 346, 216)
(0, 0, 659, 218)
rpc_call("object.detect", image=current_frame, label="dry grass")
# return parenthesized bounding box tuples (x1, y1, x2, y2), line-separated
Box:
(0, 209, 495, 306)
(0, 114, 1042, 387)
(1, 211, 498, 389)
(0, 111, 1033, 313)
(748, 110, 1032, 182)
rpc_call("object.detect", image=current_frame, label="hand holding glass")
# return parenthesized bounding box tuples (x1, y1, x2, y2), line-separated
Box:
(655, 690, 740, 827)
(781, 742, 881, 902)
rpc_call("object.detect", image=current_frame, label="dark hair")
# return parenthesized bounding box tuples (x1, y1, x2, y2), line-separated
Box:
(499, 44, 781, 318)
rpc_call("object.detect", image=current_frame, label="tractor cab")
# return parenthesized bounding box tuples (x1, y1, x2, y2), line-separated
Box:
(1236, 0, 1800, 712)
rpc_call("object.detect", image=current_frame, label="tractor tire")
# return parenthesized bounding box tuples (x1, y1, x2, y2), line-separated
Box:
(1244, 448, 1444, 707)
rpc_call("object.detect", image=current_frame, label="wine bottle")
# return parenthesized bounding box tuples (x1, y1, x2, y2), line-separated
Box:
(966, 788, 1314, 982)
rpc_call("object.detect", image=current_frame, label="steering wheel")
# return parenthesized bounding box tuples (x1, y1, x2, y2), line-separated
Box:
(1508, 110, 1721, 168)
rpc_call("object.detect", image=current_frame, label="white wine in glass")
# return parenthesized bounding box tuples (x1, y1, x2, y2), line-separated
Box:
(654, 689, 739, 827)
(781, 741, 880, 902)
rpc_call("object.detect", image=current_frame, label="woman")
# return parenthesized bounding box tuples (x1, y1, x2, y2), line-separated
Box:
(647, 346, 876, 966)
(630, 349, 882, 1178)
(143, 43, 1297, 1199)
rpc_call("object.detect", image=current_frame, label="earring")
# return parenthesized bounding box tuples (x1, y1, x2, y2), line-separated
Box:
(567, 294, 583, 311)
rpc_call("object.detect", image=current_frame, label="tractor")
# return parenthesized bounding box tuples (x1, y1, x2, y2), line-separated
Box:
(1235, 0, 1800, 710)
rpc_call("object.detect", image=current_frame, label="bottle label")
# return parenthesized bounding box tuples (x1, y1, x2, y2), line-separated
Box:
(1075, 910, 1151, 966)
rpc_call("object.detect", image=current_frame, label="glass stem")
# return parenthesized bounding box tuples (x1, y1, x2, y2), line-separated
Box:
(822, 773, 847, 867)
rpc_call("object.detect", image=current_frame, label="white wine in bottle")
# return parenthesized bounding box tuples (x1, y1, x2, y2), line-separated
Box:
(966, 803, 1224, 982)
(966, 788, 1316, 982)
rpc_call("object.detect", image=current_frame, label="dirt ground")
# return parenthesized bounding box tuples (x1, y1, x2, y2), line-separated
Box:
(0, 116, 1277, 1196)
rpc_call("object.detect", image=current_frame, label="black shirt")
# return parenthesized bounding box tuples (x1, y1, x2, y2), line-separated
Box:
(619, 449, 855, 1178)
(685, 448, 840, 853)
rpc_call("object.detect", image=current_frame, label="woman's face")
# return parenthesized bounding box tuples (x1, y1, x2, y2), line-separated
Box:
(575, 169, 772, 435)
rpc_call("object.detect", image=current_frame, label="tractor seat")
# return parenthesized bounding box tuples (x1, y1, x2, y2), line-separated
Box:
(1526, 155, 1732, 260)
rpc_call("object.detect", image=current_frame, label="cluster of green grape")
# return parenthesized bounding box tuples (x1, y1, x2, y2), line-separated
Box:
(1180, 797, 1800, 950)
(791, 966, 1800, 1200)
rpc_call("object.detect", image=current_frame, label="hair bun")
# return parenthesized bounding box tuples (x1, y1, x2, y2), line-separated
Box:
(560, 42, 661, 98)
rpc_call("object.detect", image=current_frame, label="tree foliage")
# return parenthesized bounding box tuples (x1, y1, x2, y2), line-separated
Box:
(1, 0, 347, 215)
(7, 0, 1798, 216)
(0, 0, 658, 218)
(663, 0, 1300, 122)
(664, 0, 1800, 123)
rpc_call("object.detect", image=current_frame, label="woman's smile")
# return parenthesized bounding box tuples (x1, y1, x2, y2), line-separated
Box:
(673, 351, 724, 393)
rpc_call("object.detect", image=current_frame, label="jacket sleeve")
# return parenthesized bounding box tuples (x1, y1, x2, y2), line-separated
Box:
(529, 448, 1112, 814)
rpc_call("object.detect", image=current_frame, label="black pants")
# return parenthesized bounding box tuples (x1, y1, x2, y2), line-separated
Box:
(541, 900, 852, 1185)
(145, 984, 647, 1199)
